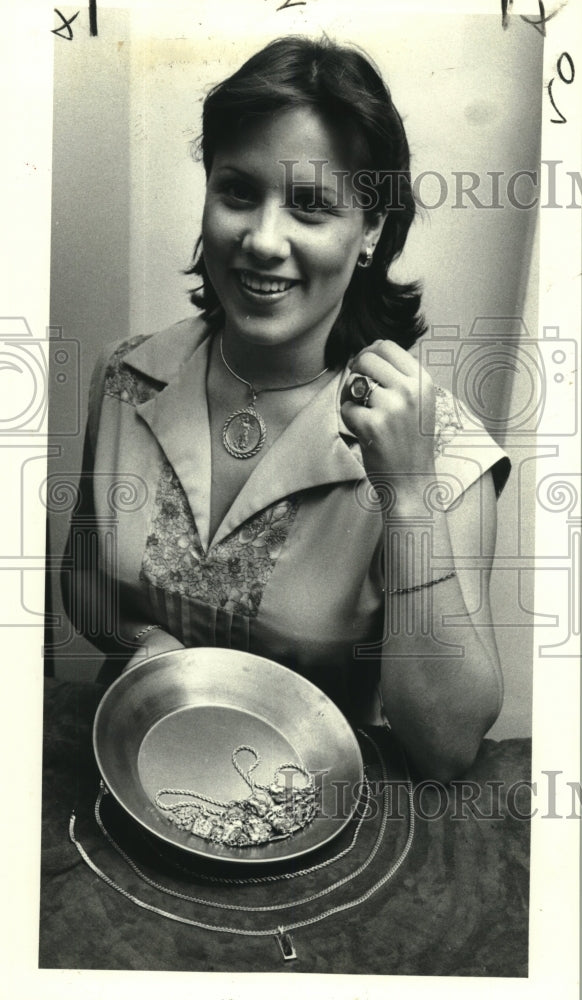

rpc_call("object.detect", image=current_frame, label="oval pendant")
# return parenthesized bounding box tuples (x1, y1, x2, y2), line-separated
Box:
(222, 407, 266, 459)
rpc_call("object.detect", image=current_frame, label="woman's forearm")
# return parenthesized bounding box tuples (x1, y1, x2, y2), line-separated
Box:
(62, 565, 182, 662)
(380, 501, 502, 782)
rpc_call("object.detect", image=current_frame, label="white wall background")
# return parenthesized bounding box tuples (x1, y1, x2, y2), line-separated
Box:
(48, 9, 543, 738)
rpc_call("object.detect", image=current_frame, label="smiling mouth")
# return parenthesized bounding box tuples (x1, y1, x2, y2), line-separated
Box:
(237, 270, 300, 295)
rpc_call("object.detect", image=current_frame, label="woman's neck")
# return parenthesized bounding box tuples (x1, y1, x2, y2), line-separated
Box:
(220, 329, 329, 392)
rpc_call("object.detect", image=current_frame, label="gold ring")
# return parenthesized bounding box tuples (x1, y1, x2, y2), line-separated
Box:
(348, 374, 379, 407)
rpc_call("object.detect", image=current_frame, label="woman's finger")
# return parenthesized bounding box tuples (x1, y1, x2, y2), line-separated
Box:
(351, 338, 419, 379)
(348, 351, 406, 391)
(374, 339, 420, 377)
(340, 397, 381, 436)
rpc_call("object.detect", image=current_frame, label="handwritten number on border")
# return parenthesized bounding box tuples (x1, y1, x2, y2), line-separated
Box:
(519, 1, 559, 37)
(52, 2, 97, 39)
(548, 53, 575, 124)
(503, 0, 564, 36)
(89, 0, 98, 36)
(52, 9, 79, 40)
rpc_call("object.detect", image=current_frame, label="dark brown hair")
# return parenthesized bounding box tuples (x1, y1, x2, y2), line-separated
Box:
(186, 35, 426, 366)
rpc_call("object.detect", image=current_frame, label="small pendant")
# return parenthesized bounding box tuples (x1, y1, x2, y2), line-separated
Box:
(276, 930, 297, 961)
(222, 407, 266, 459)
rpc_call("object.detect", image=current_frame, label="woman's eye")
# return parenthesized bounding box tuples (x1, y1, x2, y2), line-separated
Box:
(220, 180, 256, 205)
(288, 189, 333, 219)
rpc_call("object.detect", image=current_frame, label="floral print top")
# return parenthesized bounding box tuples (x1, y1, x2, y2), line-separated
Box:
(141, 459, 299, 618)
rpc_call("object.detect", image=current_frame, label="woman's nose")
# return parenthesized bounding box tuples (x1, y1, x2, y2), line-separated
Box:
(241, 202, 290, 261)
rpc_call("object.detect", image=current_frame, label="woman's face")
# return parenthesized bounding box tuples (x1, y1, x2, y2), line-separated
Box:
(202, 107, 383, 360)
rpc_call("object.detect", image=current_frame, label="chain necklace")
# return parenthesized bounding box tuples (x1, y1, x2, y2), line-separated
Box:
(120, 770, 371, 887)
(219, 336, 329, 459)
(68, 731, 414, 962)
(155, 745, 318, 848)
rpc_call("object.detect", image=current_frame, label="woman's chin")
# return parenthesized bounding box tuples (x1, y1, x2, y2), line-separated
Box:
(224, 324, 297, 351)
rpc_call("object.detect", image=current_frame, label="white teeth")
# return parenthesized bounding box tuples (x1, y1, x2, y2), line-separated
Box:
(239, 271, 295, 294)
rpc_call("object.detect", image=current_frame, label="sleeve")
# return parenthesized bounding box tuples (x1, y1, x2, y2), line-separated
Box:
(60, 343, 136, 660)
(432, 386, 511, 511)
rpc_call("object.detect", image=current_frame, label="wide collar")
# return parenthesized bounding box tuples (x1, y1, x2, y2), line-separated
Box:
(124, 318, 364, 552)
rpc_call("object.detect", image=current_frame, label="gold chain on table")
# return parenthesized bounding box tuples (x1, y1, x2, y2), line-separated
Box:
(91, 781, 372, 911)
(68, 731, 414, 954)
(135, 804, 368, 885)
(96, 776, 369, 892)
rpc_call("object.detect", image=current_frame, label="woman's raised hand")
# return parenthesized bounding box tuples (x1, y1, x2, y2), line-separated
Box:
(340, 340, 437, 509)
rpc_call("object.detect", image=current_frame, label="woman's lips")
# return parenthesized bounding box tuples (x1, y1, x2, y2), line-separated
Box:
(235, 269, 301, 298)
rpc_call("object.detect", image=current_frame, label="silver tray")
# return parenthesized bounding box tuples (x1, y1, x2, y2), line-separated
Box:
(93, 647, 364, 864)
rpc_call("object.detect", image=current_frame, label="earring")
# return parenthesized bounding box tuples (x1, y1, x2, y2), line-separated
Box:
(357, 246, 374, 269)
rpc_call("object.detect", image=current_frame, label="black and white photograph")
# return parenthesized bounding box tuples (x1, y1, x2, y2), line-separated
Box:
(1, 0, 580, 995)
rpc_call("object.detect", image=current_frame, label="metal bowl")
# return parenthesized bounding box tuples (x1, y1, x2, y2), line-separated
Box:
(93, 647, 363, 864)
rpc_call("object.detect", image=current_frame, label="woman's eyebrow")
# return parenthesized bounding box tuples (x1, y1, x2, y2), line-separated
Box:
(213, 164, 253, 178)
(286, 180, 339, 200)
(214, 164, 342, 202)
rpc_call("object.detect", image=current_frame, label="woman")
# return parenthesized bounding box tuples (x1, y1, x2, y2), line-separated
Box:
(63, 36, 510, 782)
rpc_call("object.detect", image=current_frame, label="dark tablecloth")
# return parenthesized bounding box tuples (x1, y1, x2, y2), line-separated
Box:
(39, 680, 531, 975)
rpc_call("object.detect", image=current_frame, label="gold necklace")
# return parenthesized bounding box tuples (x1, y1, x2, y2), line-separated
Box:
(219, 336, 329, 459)
(155, 745, 318, 847)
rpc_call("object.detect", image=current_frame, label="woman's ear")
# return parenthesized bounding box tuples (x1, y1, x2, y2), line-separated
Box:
(363, 211, 388, 250)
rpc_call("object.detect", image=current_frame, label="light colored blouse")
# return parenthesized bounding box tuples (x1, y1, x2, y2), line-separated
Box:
(66, 316, 510, 718)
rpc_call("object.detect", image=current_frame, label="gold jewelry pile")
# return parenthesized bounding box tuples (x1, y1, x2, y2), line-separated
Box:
(155, 745, 318, 848)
